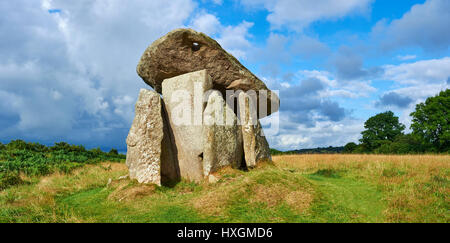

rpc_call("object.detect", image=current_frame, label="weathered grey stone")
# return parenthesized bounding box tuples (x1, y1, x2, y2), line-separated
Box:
(137, 28, 279, 118)
(126, 89, 179, 185)
(203, 91, 243, 176)
(162, 70, 213, 182)
(239, 92, 272, 168)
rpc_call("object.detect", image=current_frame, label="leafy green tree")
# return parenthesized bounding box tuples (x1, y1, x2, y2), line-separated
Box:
(360, 111, 405, 151)
(352, 144, 368, 154)
(410, 89, 450, 152)
(343, 142, 357, 153)
(372, 134, 421, 154)
(7, 140, 29, 150)
(109, 148, 119, 155)
(374, 140, 393, 154)
(392, 134, 423, 154)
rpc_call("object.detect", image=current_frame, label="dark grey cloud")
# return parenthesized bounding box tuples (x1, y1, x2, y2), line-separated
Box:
(331, 46, 383, 81)
(376, 0, 450, 52)
(282, 72, 295, 82)
(252, 33, 290, 78)
(376, 92, 413, 108)
(260, 63, 281, 78)
(280, 78, 347, 126)
(252, 34, 331, 79)
(283, 78, 324, 97)
(320, 101, 346, 122)
(0, 0, 195, 151)
(291, 36, 331, 59)
(0, 104, 20, 130)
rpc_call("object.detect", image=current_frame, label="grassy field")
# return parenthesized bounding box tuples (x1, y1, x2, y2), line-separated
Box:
(0, 154, 448, 223)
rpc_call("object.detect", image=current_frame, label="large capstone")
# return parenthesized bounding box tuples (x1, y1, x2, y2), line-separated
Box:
(203, 90, 244, 176)
(126, 89, 179, 185)
(162, 69, 213, 182)
(137, 28, 279, 118)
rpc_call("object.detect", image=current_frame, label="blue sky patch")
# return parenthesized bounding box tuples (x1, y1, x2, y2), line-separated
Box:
(48, 9, 61, 14)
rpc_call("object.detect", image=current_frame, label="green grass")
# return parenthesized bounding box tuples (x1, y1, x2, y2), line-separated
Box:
(306, 172, 385, 222)
(55, 187, 209, 223)
(0, 154, 448, 223)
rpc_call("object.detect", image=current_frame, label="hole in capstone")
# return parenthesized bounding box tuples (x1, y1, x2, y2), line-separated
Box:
(192, 42, 200, 51)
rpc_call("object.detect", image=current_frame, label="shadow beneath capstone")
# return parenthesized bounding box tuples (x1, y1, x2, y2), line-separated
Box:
(160, 101, 181, 188)
(239, 144, 248, 172)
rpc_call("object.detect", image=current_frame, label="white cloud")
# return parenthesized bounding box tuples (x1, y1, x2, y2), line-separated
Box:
(387, 84, 448, 105)
(383, 57, 450, 85)
(298, 70, 376, 98)
(216, 21, 254, 59)
(240, 0, 373, 31)
(266, 117, 364, 150)
(374, 0, 450, 52)
(190, 11, 221, 35)
(188, 11, 255, 60)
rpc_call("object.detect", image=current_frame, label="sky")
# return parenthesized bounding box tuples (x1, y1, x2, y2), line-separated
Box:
(0, 0, 449, 152)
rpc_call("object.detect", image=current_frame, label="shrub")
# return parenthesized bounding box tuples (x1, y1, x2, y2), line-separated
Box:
(109, 148, 119, 155)
(0, 172, 22, 191)
(343, 142, 357, 153)
(0, 140, 125, 190)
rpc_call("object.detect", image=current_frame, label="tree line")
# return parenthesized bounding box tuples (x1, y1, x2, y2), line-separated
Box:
(344, 89, 449, 154)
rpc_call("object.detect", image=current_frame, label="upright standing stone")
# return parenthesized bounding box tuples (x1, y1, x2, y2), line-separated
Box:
(126, 89, 179, 185)
(239, 92, 272, 168)
(162, 70, 213, 182)
(203, 90, 243, 176)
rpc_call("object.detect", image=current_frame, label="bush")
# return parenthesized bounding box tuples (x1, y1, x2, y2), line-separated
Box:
(0, 140, 126, 190)
(270, 149, 284, 155)
(109, 148, 119, 155)
(352, 144, 370, 154)
(374, 140, 392, 154)
(343, 142, 358, 153)
(0, 172, 22, 190)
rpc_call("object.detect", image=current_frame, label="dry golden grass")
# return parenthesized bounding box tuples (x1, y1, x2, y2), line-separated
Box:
(285, 190, 314, 213)
(193, 188, 230, 215)
(251, 183, 290, 207)
(108, 181, 156, 202)
(273, 154, 450, 222)
(249, 181, 313, 213)
(273, 154, 449, 170)
(1, 162, 128, 208)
